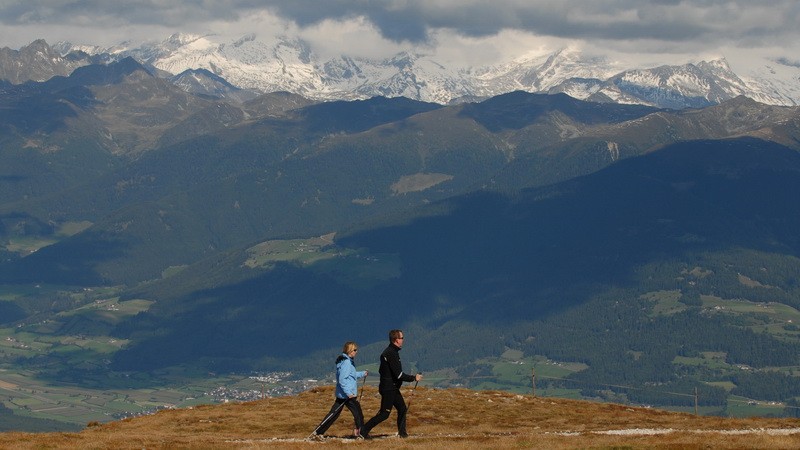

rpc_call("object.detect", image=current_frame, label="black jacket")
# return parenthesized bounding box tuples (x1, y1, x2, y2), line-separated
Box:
(377, 343, 416, 391)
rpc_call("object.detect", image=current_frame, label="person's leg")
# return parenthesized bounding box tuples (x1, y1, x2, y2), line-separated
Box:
(344, 398, 364, 436)
(394, 391, 409, 437)
(360, 390, 395, 437)
(315, 398, 345, 435)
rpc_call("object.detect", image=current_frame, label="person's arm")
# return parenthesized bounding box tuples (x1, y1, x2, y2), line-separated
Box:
(398, 371, 416, 383)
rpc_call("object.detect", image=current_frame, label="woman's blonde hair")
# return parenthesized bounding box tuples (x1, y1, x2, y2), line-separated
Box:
(342, 341, 358, 353)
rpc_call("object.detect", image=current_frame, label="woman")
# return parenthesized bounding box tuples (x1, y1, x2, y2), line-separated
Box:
(311, 341, 368, 439)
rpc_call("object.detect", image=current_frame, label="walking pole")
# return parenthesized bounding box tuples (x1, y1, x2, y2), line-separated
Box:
(309, 400, 347, 438)
(405, 375, 421, 415)
(358, 374, 368, 401)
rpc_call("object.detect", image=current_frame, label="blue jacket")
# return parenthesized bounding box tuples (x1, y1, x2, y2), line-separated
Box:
(335, 353, 366, 399)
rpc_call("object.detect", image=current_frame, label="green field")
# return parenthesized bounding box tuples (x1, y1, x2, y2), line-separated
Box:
(700, 295, 800, 338)
(243, 235, 402, 289)
(644, 290, 800, 344)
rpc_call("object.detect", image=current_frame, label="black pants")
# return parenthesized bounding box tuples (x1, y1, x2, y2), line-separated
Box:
(361, 388, 407, 437)
(315, 397, 364, 435)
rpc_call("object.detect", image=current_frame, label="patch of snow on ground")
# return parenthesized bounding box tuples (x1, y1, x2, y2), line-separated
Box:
(592, 427, 800, 436)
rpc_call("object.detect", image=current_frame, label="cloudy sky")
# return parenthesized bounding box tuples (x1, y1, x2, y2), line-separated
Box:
(1, 0, 799, 72)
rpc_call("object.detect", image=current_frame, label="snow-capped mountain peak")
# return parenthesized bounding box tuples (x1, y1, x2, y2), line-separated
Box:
(17, 34, 800, 108)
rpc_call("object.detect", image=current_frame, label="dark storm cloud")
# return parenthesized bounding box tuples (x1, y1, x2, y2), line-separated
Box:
(777, 57, 800, 68)
(1, 0, 797, 47)
(0, 0, 248, 27)
(257, 0, 800, 47)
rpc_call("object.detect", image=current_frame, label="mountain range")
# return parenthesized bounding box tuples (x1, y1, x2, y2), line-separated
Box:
(3, 56, 798, 285)
(1, 38, 800, 427)
(2, 33, 799, 108)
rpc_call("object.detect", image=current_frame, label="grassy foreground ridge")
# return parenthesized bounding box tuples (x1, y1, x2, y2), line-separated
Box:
(1, 387, 799, 449)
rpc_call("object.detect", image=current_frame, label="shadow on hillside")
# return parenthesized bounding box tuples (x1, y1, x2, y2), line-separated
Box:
(458, 91, 658, 132)
(296, 96, 443, 134)
(0, 229, 128, 285)
(111, 137, 800, 374)
(336, 137, 800, 330)
(111, 263, 408, 372)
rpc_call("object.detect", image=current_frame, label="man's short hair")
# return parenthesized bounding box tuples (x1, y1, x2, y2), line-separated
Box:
(389, 329, 403, 342)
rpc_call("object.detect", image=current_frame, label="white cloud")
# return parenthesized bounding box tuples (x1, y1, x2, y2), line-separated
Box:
(0, 1, 799, 75)
(296, 16, 405, 61)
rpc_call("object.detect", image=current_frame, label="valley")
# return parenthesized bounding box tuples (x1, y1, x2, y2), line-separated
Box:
(1, 240, 799, 429)
(1, 53, 800, 430)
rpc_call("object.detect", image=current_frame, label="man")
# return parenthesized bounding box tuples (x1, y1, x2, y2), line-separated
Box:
(360, 329, 422, 439)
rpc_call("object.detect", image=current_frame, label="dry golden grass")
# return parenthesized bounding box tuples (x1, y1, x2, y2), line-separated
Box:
(2, 386, 799, 449)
